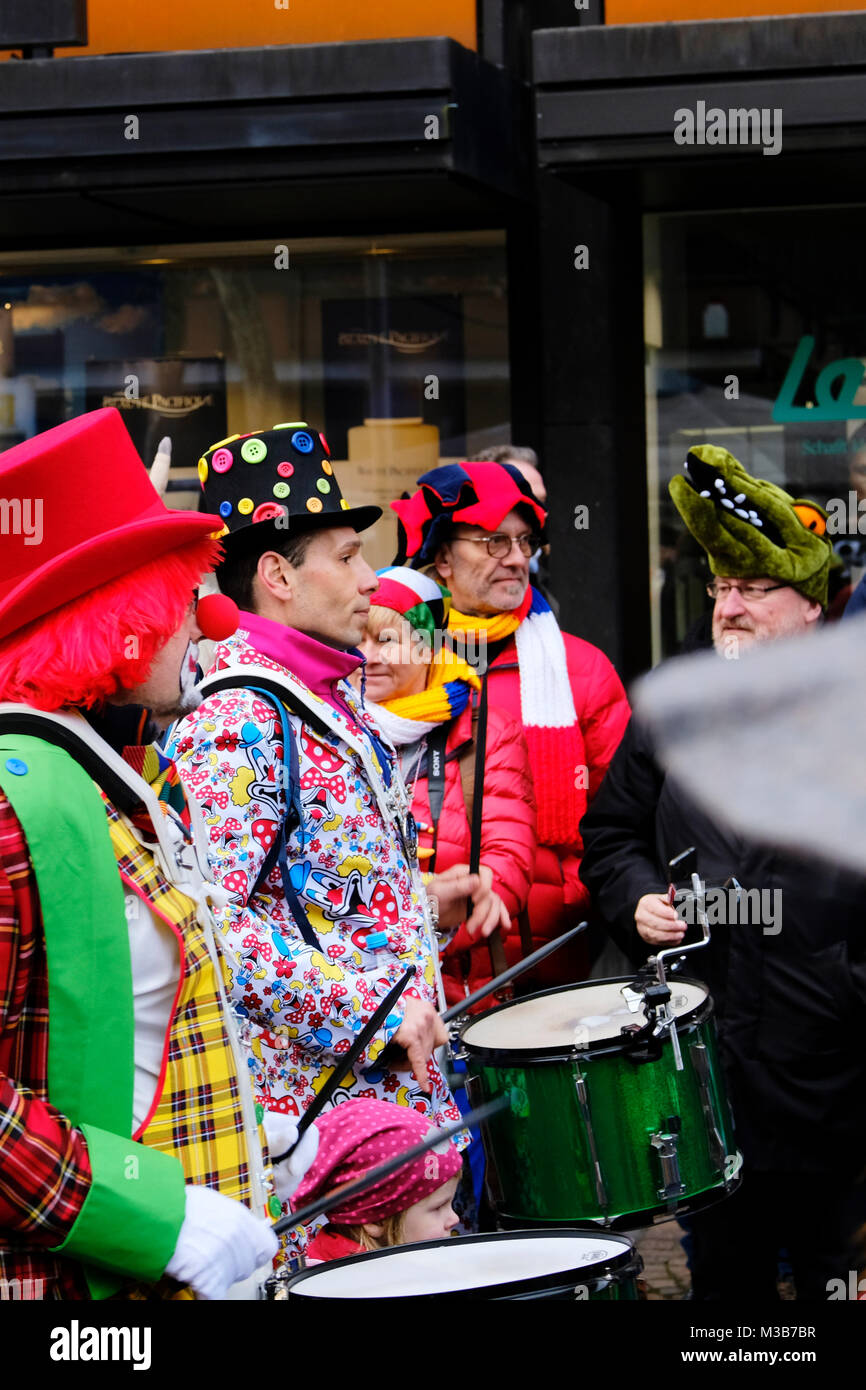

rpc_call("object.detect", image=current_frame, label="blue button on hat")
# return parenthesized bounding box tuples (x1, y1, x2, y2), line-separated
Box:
(4, 758, 28, 775)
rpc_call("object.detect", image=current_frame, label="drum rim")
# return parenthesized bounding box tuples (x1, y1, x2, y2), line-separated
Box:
(459, 974, 714, 1063)
(283, 1227, 638, 1300)
(495, 1160, 744, 1230)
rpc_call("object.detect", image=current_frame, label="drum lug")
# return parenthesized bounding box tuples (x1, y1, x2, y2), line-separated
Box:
(263, 1267, 292, 1300)
(650, 1125, 687, 1203)
(448, 1020, 468, 1062)
(573, 1068, 609, 1212)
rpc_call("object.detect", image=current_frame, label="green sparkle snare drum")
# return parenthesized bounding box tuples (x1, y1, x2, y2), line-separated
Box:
(458, 976, 742, 1227)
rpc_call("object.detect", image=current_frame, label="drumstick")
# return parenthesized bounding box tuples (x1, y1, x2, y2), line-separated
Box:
(270, 966, 416, 1164)
(274, 1093, 512, 1235)
(441, 920, 588, 1023)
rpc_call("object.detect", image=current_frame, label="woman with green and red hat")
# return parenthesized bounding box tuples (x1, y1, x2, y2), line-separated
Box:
(356, 565, 536, 1008)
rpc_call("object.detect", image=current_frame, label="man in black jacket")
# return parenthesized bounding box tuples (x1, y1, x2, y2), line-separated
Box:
(581, 445, 866, 1301)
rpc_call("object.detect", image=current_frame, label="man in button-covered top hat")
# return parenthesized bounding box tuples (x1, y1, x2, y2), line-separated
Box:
(170, 423, 494, 1246)
(0, 407, 319, 1301)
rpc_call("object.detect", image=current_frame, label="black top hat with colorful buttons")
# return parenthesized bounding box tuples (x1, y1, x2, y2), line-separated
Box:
(197, 421, 382, 558)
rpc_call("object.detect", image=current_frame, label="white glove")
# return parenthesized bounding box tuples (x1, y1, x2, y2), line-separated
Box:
(262, 1112, 320, 1206)
(165, 1184, 278, 1300)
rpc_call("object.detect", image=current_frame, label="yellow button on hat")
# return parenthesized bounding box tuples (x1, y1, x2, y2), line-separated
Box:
(197, 458, 208, 484)
(340, 499, 350, 510)
(322, 459, 333, 475)
(238, 497, 254, 515)
(306, 496, 323, 513)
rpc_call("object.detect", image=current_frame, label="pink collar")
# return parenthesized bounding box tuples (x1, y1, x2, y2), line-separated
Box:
(238, 610, 362, 718)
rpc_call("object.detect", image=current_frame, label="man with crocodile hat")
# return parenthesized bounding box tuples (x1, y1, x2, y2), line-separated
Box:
(580, 444, 866, 1300)
(170, 424, 493, 1247)
(0, 407, 319, 1301)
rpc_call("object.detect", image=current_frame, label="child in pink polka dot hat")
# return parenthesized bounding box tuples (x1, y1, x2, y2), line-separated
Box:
(290, 1097, 463, 1264)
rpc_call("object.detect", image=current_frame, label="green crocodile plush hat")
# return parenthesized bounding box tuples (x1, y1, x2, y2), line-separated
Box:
(669, 444, 831, 607)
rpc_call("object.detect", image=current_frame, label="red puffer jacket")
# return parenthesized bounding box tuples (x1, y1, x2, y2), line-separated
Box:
(480, 629, 630, 989)
(409, 700, 537, 1011)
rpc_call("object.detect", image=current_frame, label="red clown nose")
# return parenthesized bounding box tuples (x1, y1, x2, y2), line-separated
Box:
(196, 592, 239, 641)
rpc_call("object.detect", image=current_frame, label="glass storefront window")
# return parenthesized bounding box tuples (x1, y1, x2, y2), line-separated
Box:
(644, 207, 866, 664)
(0, 231, 509, 569)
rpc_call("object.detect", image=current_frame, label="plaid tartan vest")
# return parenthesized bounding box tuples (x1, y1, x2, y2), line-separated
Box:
(105, 803, 259, 1208)
(0, 716, 269, 1299)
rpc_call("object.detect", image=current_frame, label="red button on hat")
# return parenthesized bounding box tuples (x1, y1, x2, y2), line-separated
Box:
(277, 461, 294, 478)
(252, 501, 286, 524)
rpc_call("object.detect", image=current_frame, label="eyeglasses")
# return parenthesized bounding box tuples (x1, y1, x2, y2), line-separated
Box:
(706, 581, 789, 602)
(452, 532, 540, 559)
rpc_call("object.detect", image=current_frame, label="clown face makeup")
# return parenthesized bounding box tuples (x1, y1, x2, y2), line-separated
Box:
(121, 606, 204, 726)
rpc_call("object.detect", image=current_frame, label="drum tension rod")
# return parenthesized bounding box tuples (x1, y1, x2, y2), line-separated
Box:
(573, 1067, 609, 1212)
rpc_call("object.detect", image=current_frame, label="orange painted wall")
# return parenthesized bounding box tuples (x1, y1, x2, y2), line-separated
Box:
(608, 1, 865, 22)
(53, 0, 476, 57)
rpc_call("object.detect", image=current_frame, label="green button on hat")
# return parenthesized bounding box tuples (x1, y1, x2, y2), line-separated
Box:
(197, 422, 381, 562)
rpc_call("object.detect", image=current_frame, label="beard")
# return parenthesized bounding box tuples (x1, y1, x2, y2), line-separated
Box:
(713, 606, 814, 657)
(144, 642, 203, 727)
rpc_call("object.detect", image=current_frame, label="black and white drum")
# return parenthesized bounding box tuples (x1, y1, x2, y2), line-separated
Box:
(283, 1229, 642, 1301)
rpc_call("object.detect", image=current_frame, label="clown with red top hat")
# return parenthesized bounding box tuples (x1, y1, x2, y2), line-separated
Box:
(0, 408, 318, 1300)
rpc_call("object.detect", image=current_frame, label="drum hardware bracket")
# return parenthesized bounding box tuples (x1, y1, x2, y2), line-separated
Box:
(650, 1122, 686, 1203)
(620, 979, 682, 1066)
(573, 1066, 609, 1211)
(620, 1016, 664, 1064)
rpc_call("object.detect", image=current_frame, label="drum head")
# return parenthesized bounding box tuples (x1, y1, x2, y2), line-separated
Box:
(285, 1230, 635, 1300)
(462, 978, 707, 1055)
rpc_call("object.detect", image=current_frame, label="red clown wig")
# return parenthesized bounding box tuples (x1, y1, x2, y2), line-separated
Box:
(0, 536, 221, 712)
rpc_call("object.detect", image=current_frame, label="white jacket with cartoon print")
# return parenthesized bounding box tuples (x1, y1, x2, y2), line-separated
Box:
(169, 627, 462, 1141)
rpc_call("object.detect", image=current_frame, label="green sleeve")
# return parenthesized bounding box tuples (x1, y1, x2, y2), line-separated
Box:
(51, 1125, 187, 1285)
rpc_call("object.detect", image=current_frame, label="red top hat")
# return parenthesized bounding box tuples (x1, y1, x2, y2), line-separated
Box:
(0, 408, 224, 641)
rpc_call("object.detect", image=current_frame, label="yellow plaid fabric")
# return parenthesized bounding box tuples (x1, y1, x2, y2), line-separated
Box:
(104, 804, 255, 1205)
